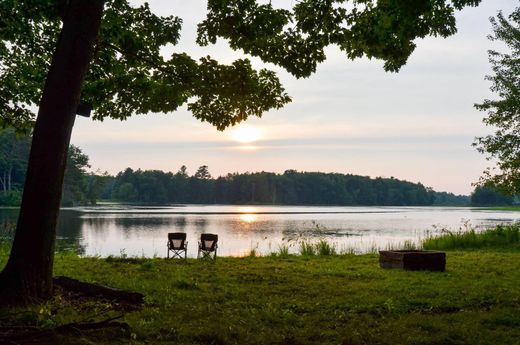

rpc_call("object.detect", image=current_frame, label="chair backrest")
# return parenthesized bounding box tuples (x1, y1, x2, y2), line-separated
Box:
(168, 232, 186, 249)
(200, 233, 218, 251)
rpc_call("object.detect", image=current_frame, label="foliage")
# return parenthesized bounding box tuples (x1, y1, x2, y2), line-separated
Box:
(2, 250, 520, 344)
(315, 239, 337, 256)
(485, 205, 520, 211)
(273, 244, 290, 257)
(199, 0, 482, 77)
(110, 167, 436, 206)
(84, 171, 112, 204)
(0, 190, 22, 206)
(423, 223, 520, 250)
(0, 128, 30, 193)
(1, 1, 483, 132)
(0, 0, 291, 132)
(194, 165, 211, 180)
(470, 183, 515, 206)
(0, 130, 95, 206)
(474, 7, 520, 194)
(0, 212, 16, 246)
(61, 145, 91, 206)
(433, 191, 470, 206)
(298, 241, 317, 256)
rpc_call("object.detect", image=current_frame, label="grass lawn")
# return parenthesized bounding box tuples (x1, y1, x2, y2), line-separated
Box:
(475, 205, 520, 211)
(2, 249, 520, 344)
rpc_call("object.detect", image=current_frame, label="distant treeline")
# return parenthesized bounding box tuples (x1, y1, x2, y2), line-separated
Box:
(2, 128, 514, 207)
(432, 191, 470, 206)
(103, 166, 438, 206)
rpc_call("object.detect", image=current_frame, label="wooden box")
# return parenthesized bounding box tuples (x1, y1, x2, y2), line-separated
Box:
(379, 250, 446, 271)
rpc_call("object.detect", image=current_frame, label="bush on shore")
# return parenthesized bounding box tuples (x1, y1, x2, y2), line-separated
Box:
(423, 223, 520, 250)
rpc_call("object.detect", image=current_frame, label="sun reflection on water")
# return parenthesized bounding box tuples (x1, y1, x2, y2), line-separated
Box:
(237, 206, 259, 223)
(239, 213, 258, 223)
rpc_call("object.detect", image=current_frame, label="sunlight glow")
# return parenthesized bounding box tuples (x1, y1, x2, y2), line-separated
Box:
(230, 126, 262, 143)
(237, 145, 259, 151)
(237, 206, 259, 213)
(239, 213, 258, 223)
(237, 206, 259, 223)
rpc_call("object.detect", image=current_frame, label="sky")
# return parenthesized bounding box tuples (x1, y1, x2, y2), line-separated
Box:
(71, 0, 518, 195)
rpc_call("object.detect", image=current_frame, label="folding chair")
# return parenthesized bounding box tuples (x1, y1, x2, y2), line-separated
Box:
(197, 233, 218, 261)
(167, 232, 187, 259)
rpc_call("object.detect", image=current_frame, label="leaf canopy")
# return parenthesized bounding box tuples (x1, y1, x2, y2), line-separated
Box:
(0, 0, 481, 132)
(474, 7, 520, 194)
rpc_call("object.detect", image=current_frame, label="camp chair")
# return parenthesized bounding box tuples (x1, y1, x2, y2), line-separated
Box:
(198, 233, 218, 261)
(167, 232, 187, 259)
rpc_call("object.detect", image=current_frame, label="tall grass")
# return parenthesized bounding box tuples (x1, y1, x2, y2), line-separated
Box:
(280, 221, 339, 257)
(270, 240, 338, 257)
(423, 223, 520, 250)
(298, 240, 337, 256)
(385, 240, 418, 251)
(315, 239, 337, 256)
(298, 241, 316, 256)
(274, 244, 290, 257)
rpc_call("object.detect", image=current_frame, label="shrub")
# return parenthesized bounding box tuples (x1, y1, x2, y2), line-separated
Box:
(298, 241, 316, 256)
(423, 223, 520, 250)
(315, 240, 337, 256)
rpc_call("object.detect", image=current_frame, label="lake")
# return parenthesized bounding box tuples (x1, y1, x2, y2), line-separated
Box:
(1, 205, 519, 257)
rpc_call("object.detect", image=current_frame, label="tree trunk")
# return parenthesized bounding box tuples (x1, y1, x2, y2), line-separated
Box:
(7, 165, 11, 192)
(0, 0, 104, 305)
(0, 171, 6, 193)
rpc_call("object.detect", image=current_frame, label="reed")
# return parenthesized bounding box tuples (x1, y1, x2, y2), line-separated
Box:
(423, 223, 520, 250)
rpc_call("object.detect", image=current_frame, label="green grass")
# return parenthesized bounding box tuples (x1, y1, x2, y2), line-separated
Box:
(477, 205, 520, 211)
(423, 223, 520, 251)
(315, 239, 337, 256)
(1, 247, 520, 344)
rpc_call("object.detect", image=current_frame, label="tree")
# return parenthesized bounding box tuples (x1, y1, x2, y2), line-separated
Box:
(0, 130, 95, 206)
(474, 7, 520, 194)
(0, 0, 483, 303)
(471, 183, 514, 206)
(0, 0, 105, 303)
(194, 165, 212, 180)
(85, 170, 113, 205)
(0, 129, 30, 194)
(114, 182, 137, 202)
(176, 166, 189, 179)
(61, 145, 91, 206)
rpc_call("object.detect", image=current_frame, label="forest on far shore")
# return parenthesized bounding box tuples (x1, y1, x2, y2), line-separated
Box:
(0, 129, 511, 207)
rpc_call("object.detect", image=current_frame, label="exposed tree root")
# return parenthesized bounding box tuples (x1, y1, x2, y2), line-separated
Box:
(0, 315, 129, 345)
(53, 276, 144, 307)
(0, 277, 144, 344)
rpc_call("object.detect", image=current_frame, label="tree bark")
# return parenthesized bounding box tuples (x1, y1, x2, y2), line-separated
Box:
(7, 165, 11, 192)
(1, 171, 6, 192)
(0, 0, 104, 304)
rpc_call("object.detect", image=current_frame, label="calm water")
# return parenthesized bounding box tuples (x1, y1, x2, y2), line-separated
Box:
(1, 205, 519, 257)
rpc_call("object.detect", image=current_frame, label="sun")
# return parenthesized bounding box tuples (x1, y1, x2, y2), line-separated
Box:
(230, 125, 262, 143)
